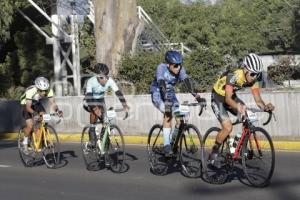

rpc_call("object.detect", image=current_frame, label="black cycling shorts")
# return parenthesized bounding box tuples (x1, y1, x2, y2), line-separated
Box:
(22, 103, 46, 120)
(211, 90, 244, 123)
(83, 98, 106, 113)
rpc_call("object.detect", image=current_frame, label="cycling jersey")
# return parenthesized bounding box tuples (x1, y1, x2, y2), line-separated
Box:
(150, 63, 187, 93)
(20, 86, 54, 105)
(213, 68, 259, 96)
(86, 76, 119, 99)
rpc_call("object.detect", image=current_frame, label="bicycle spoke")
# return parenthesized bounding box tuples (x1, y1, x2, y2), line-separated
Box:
(147, 124, 168, 176)
(202, 127, 228, 184)
(179, 124, 202, 178)
(81, 126, 103, 171)
(42, 125, 60, 168)
(108, 125, 125, 173)
(242, 127, 275, 187)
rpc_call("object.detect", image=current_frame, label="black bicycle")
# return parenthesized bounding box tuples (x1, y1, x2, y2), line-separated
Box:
(201, 108, 275, 187)
(147, 101, 206, 177)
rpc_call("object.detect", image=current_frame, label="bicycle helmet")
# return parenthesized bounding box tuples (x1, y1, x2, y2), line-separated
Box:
(94, 63, 109, 76)
(35, 76, 50, 90)
(243, 53, 263, 73)
(165, 50, 183, 65)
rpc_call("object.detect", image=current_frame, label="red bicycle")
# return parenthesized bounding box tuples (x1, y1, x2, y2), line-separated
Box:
(201, 108, 275, 187)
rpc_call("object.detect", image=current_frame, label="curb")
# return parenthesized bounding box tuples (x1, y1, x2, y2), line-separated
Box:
(1, 133, 300, 151)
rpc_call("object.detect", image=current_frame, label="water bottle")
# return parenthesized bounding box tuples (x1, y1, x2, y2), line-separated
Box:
(230, 132, 242, 154)
(228, 138, 235, 154)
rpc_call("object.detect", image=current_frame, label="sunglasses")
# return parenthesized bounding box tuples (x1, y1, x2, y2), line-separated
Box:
(173, 64, 181, 69)
(98, 76, 107, 80)
(249, 72, 261, 78)
(38, 89, 48, 93)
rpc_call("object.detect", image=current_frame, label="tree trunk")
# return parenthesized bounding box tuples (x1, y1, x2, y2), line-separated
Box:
(94, 0, 138, 75)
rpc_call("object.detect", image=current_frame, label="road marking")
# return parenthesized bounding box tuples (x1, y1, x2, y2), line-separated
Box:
(0, 164, 11, 168)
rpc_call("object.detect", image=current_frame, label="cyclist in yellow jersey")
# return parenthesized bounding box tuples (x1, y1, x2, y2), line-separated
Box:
(209, 53, 275, 166)
(20, 77, 63, 153)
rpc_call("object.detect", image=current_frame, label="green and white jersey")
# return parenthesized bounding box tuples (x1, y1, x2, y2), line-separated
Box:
(86, 76, 119, 99)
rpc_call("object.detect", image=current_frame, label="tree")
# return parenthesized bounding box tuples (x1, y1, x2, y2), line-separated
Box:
(268, 56, 300, 87)
(94, 0, 138, 74)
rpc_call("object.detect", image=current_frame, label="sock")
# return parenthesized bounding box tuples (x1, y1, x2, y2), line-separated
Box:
(163, 128, 171, 146)
(23, 136, 28, 145)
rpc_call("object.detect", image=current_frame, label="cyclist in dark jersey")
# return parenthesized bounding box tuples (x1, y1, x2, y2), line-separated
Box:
(150, 50, 205, 156)
(209, 53, 275, 166)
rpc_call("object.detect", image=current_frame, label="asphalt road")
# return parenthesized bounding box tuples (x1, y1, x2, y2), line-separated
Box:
(0, 140, 299, 200)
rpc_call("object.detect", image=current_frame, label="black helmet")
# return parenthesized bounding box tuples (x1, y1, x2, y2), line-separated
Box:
(165, 50, 183, 65)
(94, 63, 109, 76)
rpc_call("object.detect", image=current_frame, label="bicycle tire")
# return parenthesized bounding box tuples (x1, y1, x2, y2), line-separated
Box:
(179, 124, 202, 178)
(242, 127, 275, 187)
(147, 124, 168, 175)
(17, 128, 34, 167)
(42, 124, 60, 169)
(107, 125, 125, 173)
(81, 125, 102, 171)
(202, 127, 229, 184)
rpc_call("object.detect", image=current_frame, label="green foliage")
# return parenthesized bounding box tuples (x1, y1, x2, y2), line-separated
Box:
(118, 51, 164, 94)
(268, 56, 300, 86)
(184, 46, 225, 91)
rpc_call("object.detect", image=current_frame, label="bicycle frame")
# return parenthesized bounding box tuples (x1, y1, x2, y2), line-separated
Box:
(232, 120, 260, 160)
(98, 123, 111, 153)
(31, 120, 51, 152)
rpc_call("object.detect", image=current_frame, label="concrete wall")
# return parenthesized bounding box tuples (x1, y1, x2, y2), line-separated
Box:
(1, 91, 300, 139)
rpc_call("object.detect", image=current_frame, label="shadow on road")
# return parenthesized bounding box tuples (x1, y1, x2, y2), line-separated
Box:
(0, 140, 17, 149)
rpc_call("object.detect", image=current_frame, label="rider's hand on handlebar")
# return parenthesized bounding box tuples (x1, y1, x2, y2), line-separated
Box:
(237, 103, 247, 116)
(195, 95, 206, 107)
(264, 103, 274, 112)
(56, 110, 63, 117)
(123, 105, 130, 113)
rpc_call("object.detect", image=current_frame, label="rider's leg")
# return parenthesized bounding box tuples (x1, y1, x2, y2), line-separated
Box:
(23, 119, 33, 148)
(163, 111, 173, 154)
(89, 106, 101, 146)
(210, 93, 232, 164)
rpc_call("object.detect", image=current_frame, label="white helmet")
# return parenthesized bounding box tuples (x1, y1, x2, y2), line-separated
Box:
(243, 53, 263, 73)
(35, 76, 50, 90)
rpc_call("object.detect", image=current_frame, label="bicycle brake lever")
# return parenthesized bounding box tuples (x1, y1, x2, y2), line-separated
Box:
(123, 112, 129, 120)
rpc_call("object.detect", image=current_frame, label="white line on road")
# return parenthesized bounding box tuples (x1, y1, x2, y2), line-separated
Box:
(0, 164, 11, 168)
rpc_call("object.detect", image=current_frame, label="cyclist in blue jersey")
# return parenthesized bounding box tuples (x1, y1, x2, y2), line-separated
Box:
(150, 50, 205, 156)
(83, 63, 129, 147)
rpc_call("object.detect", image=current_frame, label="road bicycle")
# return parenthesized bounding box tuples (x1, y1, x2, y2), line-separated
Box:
(81, 107, 128, 173)
(147, 101, 206, 177)
(18, 113, 61, 168)
(201, 108, 275, 187)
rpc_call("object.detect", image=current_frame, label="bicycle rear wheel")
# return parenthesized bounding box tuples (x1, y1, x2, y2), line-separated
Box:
(147, 124, 168, 175)
(107, 125, 125, 173)
(179, 124, 202, 178)
(42, 125, 60, 168)
(202, 127, 229, 184)
(242, 127, 275, 187)
(18, 128, 35, 167)
(81, 126, 102, 171)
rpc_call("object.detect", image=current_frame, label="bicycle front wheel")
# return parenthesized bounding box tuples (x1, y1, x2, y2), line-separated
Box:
(42, 125, 60, 168)
(179, 124, 202, 178)
(108, 125, 125, 173)
(242, 127, 275, 187)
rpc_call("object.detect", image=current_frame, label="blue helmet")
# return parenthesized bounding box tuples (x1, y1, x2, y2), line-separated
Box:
(165, 50, 183, 65)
